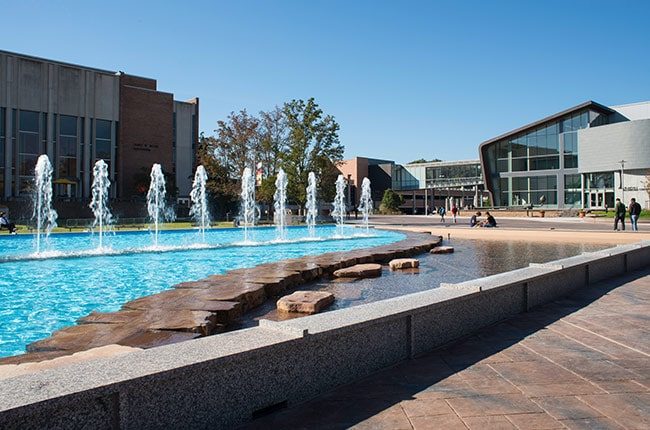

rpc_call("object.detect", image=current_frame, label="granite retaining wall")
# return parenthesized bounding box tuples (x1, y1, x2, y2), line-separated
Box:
(0, 240, 648, 429)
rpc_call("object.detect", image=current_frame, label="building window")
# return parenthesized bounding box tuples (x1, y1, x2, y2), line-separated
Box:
(95, 119, 112, 169)
(58, 115, 77, 178)
(564, 174, 581, 207)
(18, 110, 41, 193)
(587, 172, 614, 189)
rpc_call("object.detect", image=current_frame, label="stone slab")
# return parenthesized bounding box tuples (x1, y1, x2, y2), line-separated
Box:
(389, 258, 419, 270)
(334, 263, 382, 278)
(277, 291, 335, 314)
(431, 246, 454, 254)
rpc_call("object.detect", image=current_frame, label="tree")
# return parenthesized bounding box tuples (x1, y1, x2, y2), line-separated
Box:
(281, 98, 344, 210)
(195, 133, 240, 217)
(408, 158, 442, 164)
(258, 107, 287, 178)
(212, 109, 261, 181)
(379, 189, 403, 214)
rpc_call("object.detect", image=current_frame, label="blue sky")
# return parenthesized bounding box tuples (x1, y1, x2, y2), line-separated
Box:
(2, 1, 649, 163)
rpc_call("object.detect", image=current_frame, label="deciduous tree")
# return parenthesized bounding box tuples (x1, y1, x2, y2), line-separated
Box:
(281, 98, 344, 210)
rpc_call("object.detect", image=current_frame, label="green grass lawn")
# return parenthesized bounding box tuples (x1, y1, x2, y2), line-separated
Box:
(587, 210, 650, 219)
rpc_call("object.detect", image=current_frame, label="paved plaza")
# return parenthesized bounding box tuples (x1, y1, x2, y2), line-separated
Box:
(371, 214, 649, 233)
(246, 268, 650, 429)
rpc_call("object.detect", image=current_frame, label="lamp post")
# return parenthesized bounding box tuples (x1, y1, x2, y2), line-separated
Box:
(619, 159, 626, 205)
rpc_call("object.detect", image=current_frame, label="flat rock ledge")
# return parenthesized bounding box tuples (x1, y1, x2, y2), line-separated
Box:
(277, 291, 335, 314)
(334, 263, 382, 278)
(431, 245, 454, 254)
(389, 258, 419, 270)
(0, 231, 442, 366)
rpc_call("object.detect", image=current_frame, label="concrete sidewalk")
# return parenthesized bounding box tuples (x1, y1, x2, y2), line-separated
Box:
(366, 214, 650, 233)
(244, 269, 650, 429)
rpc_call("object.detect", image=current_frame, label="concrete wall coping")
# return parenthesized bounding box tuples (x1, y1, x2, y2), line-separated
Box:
(0, 327, 296, 411)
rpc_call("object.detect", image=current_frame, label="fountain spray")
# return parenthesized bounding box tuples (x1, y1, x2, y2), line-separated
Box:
(332, 174, 346, 236)
(305, 172, 318, 238)
(274, 168, 288, 241)
(240, 167, 257, 243)
(89, 159, 113, 248)
(33, 155, 58, 253)
(359, 177, 373, 234)
(147, 164, 167, 247)
(190, 165, 210, 242)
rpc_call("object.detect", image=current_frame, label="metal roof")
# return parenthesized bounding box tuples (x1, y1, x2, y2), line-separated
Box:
(479, 100, 615, 147)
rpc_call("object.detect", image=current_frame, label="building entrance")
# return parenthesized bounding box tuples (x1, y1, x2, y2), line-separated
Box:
(587, 190, 614, 209)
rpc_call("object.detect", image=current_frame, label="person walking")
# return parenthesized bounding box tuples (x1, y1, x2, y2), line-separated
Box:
(629, 198, 642, 231)
(437, 205, 446, 223)
(614, 198, 626, 231)
(451, 205, 458, 223)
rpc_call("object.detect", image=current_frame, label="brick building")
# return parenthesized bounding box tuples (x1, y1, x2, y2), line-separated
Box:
(0, 50, 198, 202)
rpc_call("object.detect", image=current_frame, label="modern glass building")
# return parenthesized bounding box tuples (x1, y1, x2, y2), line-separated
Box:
(480, 100, 650, 209)
(392, 160, 485, 213)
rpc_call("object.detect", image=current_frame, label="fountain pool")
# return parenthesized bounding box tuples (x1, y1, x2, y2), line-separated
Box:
(0, 225, 403, 357)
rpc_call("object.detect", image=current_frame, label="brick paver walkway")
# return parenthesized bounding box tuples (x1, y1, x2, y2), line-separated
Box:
(245, 268, 650, 429)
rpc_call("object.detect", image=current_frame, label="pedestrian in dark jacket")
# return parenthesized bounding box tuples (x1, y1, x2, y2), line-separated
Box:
(629, 198, 642, 231)
(614, 198, 626, 231)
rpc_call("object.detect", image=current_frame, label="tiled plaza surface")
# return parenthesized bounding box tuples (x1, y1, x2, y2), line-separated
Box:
(245, 268, 650, 429)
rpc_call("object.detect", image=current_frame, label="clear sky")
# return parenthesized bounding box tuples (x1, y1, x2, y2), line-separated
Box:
(2, 0, 649, 164)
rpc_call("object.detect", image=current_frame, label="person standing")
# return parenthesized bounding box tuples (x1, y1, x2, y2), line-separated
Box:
(451, 205, 458, 223)
(629, 198, 642, 231)
(614, 198, 626, 231)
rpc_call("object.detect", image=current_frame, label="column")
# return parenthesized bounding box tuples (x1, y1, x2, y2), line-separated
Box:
(580, 173, 585, 209)
(4, 108, 11, 199)
(82, 117, 91, 199)
(110, 120, 117, 199)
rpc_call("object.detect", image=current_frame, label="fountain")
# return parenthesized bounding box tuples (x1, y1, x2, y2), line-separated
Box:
(273, 168, 288, 241)
(89, 159, 113, 249)
(240, 167, 257, 243)
(147, 164, 167, 247)
(33, 155, 58, 253)
(190, 165, 210, 242)
(332, 174, 346, 236)
(305, 172, 318, 238)
(359, 177, 373, 234)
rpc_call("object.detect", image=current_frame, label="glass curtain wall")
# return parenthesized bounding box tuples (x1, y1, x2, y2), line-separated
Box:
(564, 174, 581, 207)
(487, 110, 594, 207)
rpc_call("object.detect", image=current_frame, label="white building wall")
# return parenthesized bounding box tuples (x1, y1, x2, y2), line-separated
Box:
(578, 119, 650, 173)
(610, 101, 650, 121)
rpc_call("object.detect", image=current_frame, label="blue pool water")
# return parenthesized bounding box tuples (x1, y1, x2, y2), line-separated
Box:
(0, 226, 404, 357)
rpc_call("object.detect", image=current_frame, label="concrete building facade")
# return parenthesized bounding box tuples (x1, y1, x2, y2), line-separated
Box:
(0, 50, 198, 202)
(479, 100, 650, 210)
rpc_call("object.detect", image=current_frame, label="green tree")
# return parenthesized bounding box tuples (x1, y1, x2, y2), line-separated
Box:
(408, 158, 442, 164)
(258, 107, 287, 178)
(379, 189, 403, 214)
(281, 98, 344, 210)
(195, 133, 240, 217)
(213, 109, 261, 179)
(257, 174, 277, 220)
